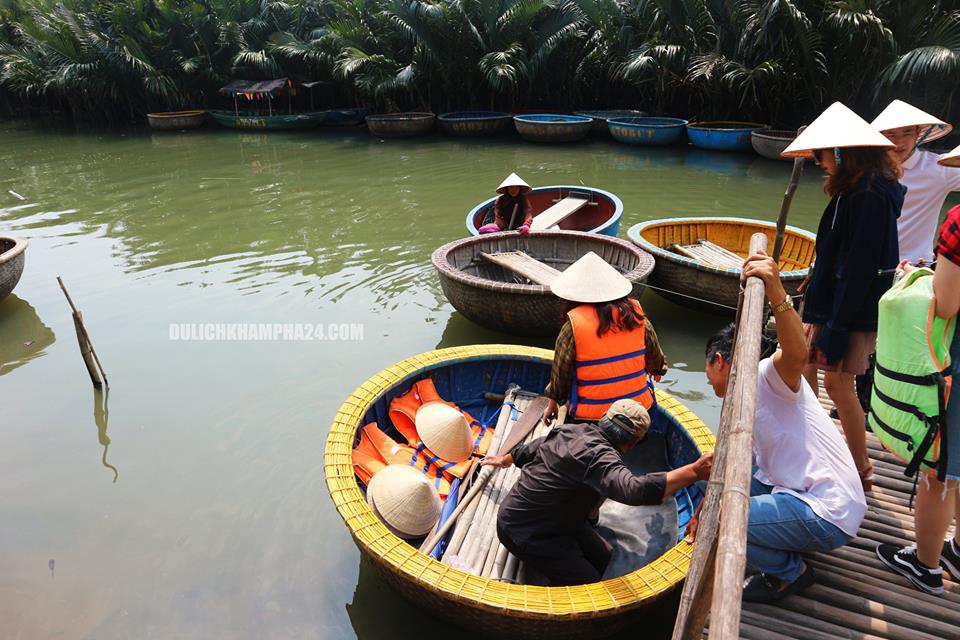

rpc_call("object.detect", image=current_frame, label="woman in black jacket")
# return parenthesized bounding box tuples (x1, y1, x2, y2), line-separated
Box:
(782, 103, 904, 490)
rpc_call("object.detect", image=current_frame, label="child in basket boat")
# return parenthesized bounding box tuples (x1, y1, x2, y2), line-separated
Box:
(478, 173, 533, 234)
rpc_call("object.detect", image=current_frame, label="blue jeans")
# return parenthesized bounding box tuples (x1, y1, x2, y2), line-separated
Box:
(748, 478, 851, 582)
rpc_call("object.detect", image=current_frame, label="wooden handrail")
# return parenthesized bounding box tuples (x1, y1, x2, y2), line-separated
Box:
(672, 232, 768, 640)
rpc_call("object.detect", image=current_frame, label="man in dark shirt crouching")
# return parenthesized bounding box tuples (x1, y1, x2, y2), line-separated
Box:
(481, 399, 713, 586)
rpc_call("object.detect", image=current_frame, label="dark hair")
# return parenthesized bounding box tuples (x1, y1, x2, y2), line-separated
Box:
(596, 297, 643, 337)
(706, 323, 735, 363)
(598, 417, 635, 446)
(822, 147, 902, 197)
(705, 322, 778, 363)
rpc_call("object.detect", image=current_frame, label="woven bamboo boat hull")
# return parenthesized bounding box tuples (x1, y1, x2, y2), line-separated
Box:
(366, 112, 436, 137)
(466, 185, 623, 237)
(146, 110, 206, 130)
(325, 345, 714, 639)
(574, 110, 647, 134)
(322, 108, 369, 126)
(207, 109, 326, 129)
(0, 235, 28, 301)
(433, 231, 654, 336)
(751, 129, 797, 161)
(627, 217, 815, 312)
(685, 121, 768, 151)
(513, 115, 592, 142)
(438, 112, 513, 137)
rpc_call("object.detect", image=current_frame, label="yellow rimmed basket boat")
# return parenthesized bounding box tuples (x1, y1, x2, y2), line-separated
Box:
(325, 345, 714, 638)
(627, 217, 816, 313)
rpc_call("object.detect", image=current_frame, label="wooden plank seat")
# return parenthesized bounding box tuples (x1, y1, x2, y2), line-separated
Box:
(669, 239, 744, 270)
(480, 251, 561, 286)
(529, 193, 591, 231)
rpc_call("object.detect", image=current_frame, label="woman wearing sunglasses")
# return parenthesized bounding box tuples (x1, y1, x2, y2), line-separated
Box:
(781, 102, 905, 491)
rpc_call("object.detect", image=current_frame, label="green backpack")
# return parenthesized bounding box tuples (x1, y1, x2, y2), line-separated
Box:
(869, 268, 955, 480)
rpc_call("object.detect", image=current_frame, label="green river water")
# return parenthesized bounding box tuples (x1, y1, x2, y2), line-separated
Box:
(1, 119, 950, 639)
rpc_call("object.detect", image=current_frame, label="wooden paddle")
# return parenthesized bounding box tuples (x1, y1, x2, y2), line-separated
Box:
(507, 203, 519, 231)
(420, 395, 550, 556)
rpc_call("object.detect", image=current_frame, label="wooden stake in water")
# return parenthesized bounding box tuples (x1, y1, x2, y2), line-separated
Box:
(57, 277, 108, 389)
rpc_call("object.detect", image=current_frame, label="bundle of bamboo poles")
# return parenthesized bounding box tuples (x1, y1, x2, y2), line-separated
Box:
(439, 390, 557, 583)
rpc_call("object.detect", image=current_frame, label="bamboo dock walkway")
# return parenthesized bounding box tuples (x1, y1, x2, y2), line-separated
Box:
(728, 381, 959, 640)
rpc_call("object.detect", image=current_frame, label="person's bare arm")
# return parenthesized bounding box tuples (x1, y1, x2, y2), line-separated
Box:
(742, 250, 807, 392)
(934, 258, 960, 319)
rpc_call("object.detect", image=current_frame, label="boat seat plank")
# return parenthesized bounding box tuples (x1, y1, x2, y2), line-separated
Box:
(480, 251, 561, 286)
(670, 239, 744, 270)
(529, 195, 590, 231)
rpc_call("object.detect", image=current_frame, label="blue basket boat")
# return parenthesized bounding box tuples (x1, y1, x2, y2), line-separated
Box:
(325, 344, 713, 638)
(438, 111, 514, 137)
(685, 121, 768, 151)
(465, 185, 623, 237)
(574, 110, 647, 134)
(607, 117, 688, 146)
(513, 114, 592, 143)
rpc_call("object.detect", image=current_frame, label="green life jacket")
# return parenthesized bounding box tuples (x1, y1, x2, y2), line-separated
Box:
(868, 268, 955, 480)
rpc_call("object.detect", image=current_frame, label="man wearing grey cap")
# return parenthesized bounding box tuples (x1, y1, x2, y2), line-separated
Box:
(481, 399, 713, 586)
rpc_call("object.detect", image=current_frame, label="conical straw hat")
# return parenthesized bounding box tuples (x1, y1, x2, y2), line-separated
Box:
(550, 251, 632, 304)
(938, 144, 960, 168)
(415, 401, 474, 463)
(496, 173, 532, 194)
(871, 99, 952, 142)
(366, 464, 441, 538)
(781, 102, 894, 159)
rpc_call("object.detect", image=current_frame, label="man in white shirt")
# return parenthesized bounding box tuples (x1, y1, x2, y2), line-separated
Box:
(692, 251, 867, 603)
(872, 100, 959, 265)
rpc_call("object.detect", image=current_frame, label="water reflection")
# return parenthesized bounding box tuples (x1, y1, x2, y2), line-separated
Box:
(93, 388, 118, 482)
(683, 150, 753, 178)
(435, 310, 552, 351)
(0, 294, 56, 376)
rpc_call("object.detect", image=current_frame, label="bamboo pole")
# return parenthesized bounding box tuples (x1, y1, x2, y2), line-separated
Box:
(437, 391, 518, 558)
(57, 276, 108, 388)
(772, 127, 807, 264)
(708, 233, 768, 640)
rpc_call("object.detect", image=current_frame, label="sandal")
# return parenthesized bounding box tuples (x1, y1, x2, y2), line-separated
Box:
(858, 460, 875, 492)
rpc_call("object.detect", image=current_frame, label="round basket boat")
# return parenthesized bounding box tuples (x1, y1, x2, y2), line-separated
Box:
(574, 110, 647, 134)
(513, 114, 592, 143)
(325, 345, 714, 639)
(627, 216, 815, 312)
(0, 235, 28, 301)
(751, 129, 797, 161)
(607, 117, 688, 146)
(438, 111, 513, 137)
(146, 110, 206, 131)
(366, 112, 436, 137)
(466, 185, 623, 237)
(686, 121, 768, 152)
(432, 231, 654, 336)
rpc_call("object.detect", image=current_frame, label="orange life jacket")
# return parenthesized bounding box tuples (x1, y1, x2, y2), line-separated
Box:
(388, 378, 495, 478)
(567, 299, 654, 421)
(351, 422, 453, 498)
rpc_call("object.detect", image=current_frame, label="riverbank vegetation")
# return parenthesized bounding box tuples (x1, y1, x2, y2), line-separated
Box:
(1, 0, 959, 126)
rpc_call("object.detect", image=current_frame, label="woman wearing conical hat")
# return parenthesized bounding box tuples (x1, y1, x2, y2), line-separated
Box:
(478, 173, 533, 234)
(871, 99, 957, 265)
(782, 102, 904, 490)
(542, 252, 668, 424)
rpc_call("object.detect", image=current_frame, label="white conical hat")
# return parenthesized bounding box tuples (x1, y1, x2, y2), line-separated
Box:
(366, 464, 441, 538)
(871, 99, 952, 142)
(496, 173, 532, 194)
(415, 402, 474, 463)
(550, 251, 632, 303)
(781, 102, 894, 159)
(938, 144, 960, 168)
